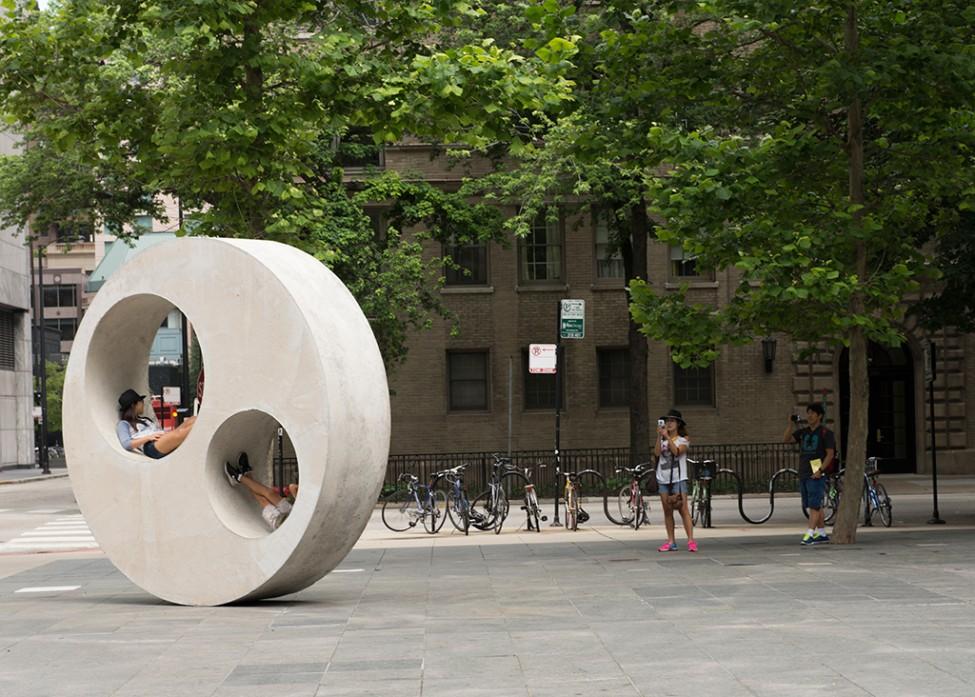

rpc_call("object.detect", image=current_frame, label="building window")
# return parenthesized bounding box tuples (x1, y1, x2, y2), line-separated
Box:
(42, 285, 77, 309)
(674, 363, 714, 406)
(43, 317, 78, 342)
(444, 238, 488, 286)
(669, 245, 712, 280)
(523, 349, 564, 410)
(55, 222, 94, 243)
(447, 351, 489, 411)
(519, 211, 562, 283)
(335, 127, 384, 169)
(598, 348, 629, 408)
(134, 215, 153, 234)
(0, 309, 15, 371)
(594, 212, 624, 279)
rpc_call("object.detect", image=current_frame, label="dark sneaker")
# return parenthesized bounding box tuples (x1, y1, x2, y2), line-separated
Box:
(238, 452, 252, 474)
(225, 462, 242, 486)
(811, 533, 830, 545)
(801, 532, 814, 546)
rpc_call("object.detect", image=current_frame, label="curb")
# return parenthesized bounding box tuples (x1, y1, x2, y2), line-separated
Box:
(0, 472, 70, 486)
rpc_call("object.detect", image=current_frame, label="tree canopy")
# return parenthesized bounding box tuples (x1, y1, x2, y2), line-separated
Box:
(0, 0, 572, 366)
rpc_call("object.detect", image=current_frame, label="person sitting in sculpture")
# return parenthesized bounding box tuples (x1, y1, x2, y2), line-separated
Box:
(224, 453, 298, 531)
(116, 389, 197, 459)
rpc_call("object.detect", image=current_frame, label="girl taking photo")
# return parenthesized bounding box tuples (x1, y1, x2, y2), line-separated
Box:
(655, 409, 697, 552)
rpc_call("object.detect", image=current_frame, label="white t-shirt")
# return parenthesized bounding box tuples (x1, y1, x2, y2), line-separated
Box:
(656, 435, 689, 484)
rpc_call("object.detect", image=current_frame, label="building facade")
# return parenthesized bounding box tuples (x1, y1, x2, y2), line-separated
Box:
(384, 142, 974, 475)
(0, 131, 35, 468)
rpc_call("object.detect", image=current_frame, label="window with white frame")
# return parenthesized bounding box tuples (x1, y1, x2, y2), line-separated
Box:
(519, 211, 562, 283)
(594, 212, 624, 279)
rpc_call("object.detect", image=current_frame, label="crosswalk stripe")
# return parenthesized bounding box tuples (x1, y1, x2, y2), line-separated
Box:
(0, 518, 98, 553)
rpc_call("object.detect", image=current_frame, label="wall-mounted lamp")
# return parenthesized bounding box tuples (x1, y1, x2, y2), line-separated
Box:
(761, 336, 777, 373)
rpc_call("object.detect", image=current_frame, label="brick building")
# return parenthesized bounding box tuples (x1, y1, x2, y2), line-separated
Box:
(383, 142, 974, 475)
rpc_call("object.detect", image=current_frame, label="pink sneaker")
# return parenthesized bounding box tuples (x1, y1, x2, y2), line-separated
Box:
(657, 542, 677, 552)
(687, 540, 698, 553)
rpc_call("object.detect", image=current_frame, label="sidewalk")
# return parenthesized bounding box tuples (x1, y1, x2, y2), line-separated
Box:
(0, 477, 974, 696)
(0, 465, 68, 485)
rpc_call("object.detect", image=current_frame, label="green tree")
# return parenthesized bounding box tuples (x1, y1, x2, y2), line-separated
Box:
(0, 0, 570, 367)
(626, 1, 975, 542)
(44, 359, 65, 434)
(462, 1, 721, 464)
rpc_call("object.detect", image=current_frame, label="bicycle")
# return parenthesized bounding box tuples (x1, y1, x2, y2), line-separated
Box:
(513, 462, 548, 532)
(381, 472, 447, 534)
(442, 465, 472, 535)
(471, 454, 516, 534)
(562, 469, 606, 531)
(604, 462, 653, 529)
(863, 457, 893, 527)
(688, 458, 715, 529)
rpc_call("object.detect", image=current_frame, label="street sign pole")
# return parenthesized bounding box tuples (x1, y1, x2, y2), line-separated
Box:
(925, 342, 945, 525)
(551, 309, 563, 527)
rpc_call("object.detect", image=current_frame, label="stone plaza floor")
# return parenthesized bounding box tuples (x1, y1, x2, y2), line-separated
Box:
(1, 477, 974, 697)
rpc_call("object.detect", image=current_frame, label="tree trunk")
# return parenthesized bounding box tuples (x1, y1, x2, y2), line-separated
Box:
(242, 17, 267, 239)
(833, 4, 867, 544)
(624, 203, 651, 466)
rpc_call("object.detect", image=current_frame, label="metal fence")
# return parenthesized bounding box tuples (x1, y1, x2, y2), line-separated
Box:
(273, 442, 800, 495)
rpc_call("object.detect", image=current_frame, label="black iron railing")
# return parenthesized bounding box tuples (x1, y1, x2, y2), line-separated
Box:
(272, 442, 800, 496)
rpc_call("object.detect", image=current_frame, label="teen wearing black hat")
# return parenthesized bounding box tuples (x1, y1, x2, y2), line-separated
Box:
(116, 388, 196, 459)
(654, 409, 697, 552)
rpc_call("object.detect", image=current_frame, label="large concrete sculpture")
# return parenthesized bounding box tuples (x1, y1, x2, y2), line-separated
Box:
(63, 238, 390, 605)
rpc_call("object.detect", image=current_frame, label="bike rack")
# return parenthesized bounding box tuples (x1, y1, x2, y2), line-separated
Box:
(705, 467, 802, 525)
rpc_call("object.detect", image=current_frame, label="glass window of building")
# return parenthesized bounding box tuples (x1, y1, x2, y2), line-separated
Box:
(594, 212, 624, 279)
(447, 351, 489, 410)
(674, 363, 714, 406)
(444, 237, 488, 286)
(597, 348, 629, 407)
(0, 309, 15, 371)
(42, 285, 76, 309)
(519, 211, 563, 283)
(522, 349, 564, 410)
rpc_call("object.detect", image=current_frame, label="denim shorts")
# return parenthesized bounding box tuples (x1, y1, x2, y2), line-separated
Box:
(800, 477, 825, 510)
(143, 441, 165, 460)
(658, 481, 688, 496)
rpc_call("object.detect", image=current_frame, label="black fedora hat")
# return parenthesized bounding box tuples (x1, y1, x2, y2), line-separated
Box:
(118, 388, 146, 411)
(658, 408, 685, 425)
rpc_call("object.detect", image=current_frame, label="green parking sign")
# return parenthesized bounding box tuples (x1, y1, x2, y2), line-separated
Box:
(560, 299, 585, 339)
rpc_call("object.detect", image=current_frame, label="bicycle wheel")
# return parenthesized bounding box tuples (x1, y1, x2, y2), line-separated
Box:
(447, 493, 470, 534)
(574, 470, 606, 527)
(492, 490, 509, 534)
(470, 490, 496, 530)
(423, 490, 447, 534)
(690, 481, 702, 527)
(381, 490, 417, 532)
(822, 480, 839, 525)
(526, 489, 540, 532)
(566, 486, 578, 531)
(633, 492, 645, 531)
(874, 483, 892, 527)
(701, 483, 711, 528)
(605, 485, 634, 526)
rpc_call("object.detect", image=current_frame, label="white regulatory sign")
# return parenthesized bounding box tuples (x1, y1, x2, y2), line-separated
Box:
(528, 344, 558, 374)
(162, 386, 181, 405)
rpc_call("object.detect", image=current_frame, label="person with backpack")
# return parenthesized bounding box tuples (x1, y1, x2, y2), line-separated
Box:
(655, 409, 697, 553)
(784, 402, 836, 545)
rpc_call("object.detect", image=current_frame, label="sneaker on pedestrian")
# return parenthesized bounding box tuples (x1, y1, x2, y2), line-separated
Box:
(225, 462, 242, 486)
(687, 540, 698, 553)
(238, 452, 252, 474)
(658, 542, 678, 552)
(800, 532, 814, 546)
(811, 532, 830, 545)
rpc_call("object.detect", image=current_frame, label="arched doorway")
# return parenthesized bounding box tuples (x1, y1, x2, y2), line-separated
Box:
(839, 342, 916, 473)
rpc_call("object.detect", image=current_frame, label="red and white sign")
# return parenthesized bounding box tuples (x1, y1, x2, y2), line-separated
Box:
(528, 344, 557, 374)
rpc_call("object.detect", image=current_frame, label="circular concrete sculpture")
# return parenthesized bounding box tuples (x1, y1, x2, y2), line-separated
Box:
(63, 238, 390, 606)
